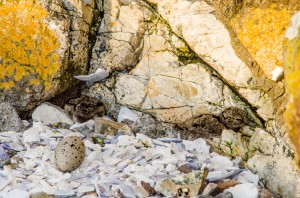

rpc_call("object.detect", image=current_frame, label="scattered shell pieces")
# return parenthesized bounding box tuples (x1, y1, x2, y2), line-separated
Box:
(0, 118, 264, 198)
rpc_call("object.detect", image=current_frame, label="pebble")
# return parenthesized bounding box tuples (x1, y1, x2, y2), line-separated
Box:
(32, 103, 74, 126)
(225, 183, 259, 198)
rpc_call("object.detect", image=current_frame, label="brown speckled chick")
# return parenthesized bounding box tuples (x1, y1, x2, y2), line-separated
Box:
(220, 107, 249, 132)
(64, 97, 105, 122)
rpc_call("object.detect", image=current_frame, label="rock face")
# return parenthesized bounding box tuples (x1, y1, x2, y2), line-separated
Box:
(0, 102, 23, 132)
(2, 0, 300, 196)
(284, 11, 300, 168)
(0, 0, 97, 111)
(82, 0, 300, 197)
(32, 102, 74, 126)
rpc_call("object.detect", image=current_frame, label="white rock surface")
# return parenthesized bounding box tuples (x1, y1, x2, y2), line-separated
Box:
(117, 106, 139, 123)
(148, 0, 275, 120)
(32, 103, 74, 126)
(236, 170, 259, 185)
(115, 52, 249, 123)
(225, 183, 258, 198)
(0, 102, 23, 132)
(249, 128, 276, 155)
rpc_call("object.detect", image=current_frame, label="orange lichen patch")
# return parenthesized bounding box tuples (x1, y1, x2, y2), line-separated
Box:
(29, 79, 40, 85)
(231, 4, 294, 80)
(0, 0, 61, 90)
(283, 32, 300, 168)
(0, 81, 14, 89)
(145, 79, 160, 97)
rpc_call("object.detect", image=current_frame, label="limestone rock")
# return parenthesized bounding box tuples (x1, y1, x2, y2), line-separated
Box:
(249, 129, 276, 155)
(94, 117, 126, 136)
(81, 1, 299, 197)
(147, 0, 278, 121)
(0, 102, 23, 132)
(90, 0, 149, 73)
(32, 103, 74, 126)
(82, 82, 121, 119)
(224, 183, 258, 198)
(86, 0, 260, 126)
(154, 171, 203, 196)
(131, 114, 179, 138)
(219, 129, 250, 160)
(115, 52, 255, 124)
(0, 0, 96, 111)
(230, 3, 298, 81)
(247, 154, 300, 198)
(284, 10, 300, 168)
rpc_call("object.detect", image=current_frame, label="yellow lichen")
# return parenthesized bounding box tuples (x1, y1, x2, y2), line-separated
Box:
(231, 4, 294, 80)
(283, 29, 300, 168)
(0, 0, 61, 90)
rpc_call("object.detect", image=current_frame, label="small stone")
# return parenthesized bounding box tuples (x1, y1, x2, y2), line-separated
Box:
(183, 138, 210, 154)
(258, 187, 273, 198)
(131, 114, 157, 137)
(70, 181, 81, 189)
(77, 185, 95, 197)
(155, 171, 203, 196)
(141, 181, 156, 196)
(219, 129, 249, 160)
(178, 164, 192, 173)
(210, 155, 233, 169)
(0, 102, 23, 132)
(32, 103, 74, 126)
(94, 117, 126, 136)
(240, 126, 255, 137)
(225, 183, 258, 198)
(236, 170, 259, 185)
(117, 106, 139, 123)
(118, 124, 135, 136)
(201, 183, 218, 196)
(217, 180, 238, 192)
(0, 145, 10, 167)
(165, 164, 177, 172)
(55, 136, 86, 172)
(70, 120, 95, 135)
(214, 191, 233, 198)
(30, 192, 55, 198)
(249, 128, 276, 155)
(3, 189, 30, 198)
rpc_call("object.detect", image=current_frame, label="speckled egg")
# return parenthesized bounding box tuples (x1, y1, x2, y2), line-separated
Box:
(55, 136, 85, 172)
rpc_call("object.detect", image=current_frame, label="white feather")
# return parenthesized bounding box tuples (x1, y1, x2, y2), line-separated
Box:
(74, 68, 109, 83)
(271, 67, 284, 82)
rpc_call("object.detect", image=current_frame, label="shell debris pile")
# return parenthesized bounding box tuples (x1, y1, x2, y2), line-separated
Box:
(0, 105, 264, 198)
